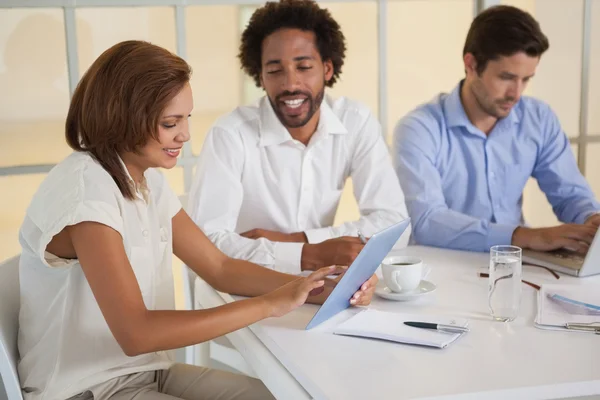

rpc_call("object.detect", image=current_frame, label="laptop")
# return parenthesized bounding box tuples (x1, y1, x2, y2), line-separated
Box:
(522, 231, 600, 277)
(305, 218, 411, 329)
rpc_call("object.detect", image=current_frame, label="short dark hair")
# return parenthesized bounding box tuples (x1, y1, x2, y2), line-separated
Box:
(66, 40, 191, 200)
(464, 5, 549, 74)
(239, 0, 346, 88)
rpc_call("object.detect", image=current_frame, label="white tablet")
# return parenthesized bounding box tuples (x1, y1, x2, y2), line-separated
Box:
(305, 219, 411, 330)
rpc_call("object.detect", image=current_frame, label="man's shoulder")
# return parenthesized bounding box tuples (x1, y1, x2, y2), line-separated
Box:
(211, 101, 262, 135)
(328, 96, 371, 115)
(326, 96, 375, 125)
(396, 93, 447, 135)
(517, 95, 555, 121)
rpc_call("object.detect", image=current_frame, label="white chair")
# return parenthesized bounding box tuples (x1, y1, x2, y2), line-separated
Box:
(0, 255, 23, 400)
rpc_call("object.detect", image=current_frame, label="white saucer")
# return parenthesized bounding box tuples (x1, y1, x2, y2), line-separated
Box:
(375, 280, 436, 301)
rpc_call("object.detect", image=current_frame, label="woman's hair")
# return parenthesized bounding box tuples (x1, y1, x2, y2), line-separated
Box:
(239, 0, 346, 88)
(464, 5, 549, 74)
(66, 40, 192, 200)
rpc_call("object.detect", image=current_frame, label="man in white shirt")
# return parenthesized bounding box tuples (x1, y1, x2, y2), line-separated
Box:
(189, 0, 408, 274)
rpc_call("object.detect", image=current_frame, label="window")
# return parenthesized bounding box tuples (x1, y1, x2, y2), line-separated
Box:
(1, 0, 598, 263)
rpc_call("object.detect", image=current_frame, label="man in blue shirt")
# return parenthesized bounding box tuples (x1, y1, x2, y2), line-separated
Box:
(393, 5, 600, 253)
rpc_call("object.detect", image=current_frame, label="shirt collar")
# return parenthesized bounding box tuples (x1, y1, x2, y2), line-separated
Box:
(258, 95, 347, 147)
(444, 80, 521, 136)
(117, 155, 149, 202)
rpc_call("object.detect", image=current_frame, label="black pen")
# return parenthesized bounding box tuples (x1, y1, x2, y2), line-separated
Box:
(404, 321, 469, 334)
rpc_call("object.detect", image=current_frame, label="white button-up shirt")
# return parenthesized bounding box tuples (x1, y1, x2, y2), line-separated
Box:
(18, 152, 181, 400)
(189, 96, 409, 274)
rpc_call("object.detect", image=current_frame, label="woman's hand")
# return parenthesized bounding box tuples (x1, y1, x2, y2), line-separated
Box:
(263, 266, 379, 317)
(348, 273, 378, 306)
(327, 267, 377, 306)
(263, 266, 338, 317)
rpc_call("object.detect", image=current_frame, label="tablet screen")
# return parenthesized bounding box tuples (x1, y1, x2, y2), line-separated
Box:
(305, 219, 411, 329)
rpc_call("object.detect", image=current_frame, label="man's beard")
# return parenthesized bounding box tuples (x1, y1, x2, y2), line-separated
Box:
(471, 81, 515, 119)
(269, 84, 326, 129)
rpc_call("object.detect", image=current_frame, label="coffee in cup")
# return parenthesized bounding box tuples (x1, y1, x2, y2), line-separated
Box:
(381, 256, 428, 293)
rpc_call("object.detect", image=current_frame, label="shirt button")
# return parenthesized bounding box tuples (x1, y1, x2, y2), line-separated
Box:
(490, 172, 496, 179)
(142, 230, 149, 237)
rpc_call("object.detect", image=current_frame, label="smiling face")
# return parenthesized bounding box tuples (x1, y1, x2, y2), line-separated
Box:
(122, 83, 193, 178)
(465, 51, 539, 119)
(259, 28, 333, 129)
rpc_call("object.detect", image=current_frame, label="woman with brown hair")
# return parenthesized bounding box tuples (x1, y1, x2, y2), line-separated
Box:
(17, 40, 376, 400)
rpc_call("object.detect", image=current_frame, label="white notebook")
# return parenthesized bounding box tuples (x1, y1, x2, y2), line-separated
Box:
(333, 309, 469, 349)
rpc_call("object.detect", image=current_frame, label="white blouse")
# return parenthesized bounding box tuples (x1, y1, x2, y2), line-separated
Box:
(17, 151, 181, 400)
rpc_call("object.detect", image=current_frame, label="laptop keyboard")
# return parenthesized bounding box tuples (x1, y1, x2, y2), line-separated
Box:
(548, 248, 585, 263)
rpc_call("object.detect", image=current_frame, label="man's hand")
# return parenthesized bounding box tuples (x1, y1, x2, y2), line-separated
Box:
(240, 229, 307, 243)
(585, 213, 600, 229)
(512, 224, 597, 254)
(300, 236, 365, 271)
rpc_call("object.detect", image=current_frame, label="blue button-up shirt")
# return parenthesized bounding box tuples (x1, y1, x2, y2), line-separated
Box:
(393, 81, 600, 252)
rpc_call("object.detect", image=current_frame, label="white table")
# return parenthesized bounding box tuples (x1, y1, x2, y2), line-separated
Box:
(194, 246, 600, 400)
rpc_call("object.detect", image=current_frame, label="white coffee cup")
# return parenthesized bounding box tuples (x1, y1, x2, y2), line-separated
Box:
(381, 256, 429, 293)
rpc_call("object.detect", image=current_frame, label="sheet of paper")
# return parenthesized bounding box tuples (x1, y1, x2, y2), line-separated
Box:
(333, 309, 469, 349)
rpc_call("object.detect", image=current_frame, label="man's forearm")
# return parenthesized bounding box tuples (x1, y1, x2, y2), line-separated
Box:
(511, 226, 530, 249)
(410, 206, 517, 252)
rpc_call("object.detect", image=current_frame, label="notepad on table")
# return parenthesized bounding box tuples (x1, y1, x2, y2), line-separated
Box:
(332, 309, 469, 349)
(535, 284, 600, 333)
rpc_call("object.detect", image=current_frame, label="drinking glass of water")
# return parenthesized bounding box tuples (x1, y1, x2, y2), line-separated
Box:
(488, 245, 522, 322)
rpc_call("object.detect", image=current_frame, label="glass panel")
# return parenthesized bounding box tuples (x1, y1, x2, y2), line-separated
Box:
(186, 5, 242, 156)
(522, 144, 578, 227)
(529, 1, 584, 138)
(0, 174, 47, 260)
(0, 9, 70, 167)
(240, 6, 262, 106)
(501, 0, 536, 15)
(586, 142, 600, 198)
(386, 0, 474, 141)
(497, 1, 583, 138)
(324, 2, 378, 226)
(588, 0, 600, 136)
(76, 7, 176, 74)
(322, 2, 379, 117)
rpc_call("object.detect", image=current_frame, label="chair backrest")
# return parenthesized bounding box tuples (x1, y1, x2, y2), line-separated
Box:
(0, 255, 23, 400)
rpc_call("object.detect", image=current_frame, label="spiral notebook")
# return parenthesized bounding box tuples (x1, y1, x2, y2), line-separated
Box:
(333, 309, 469, 349)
